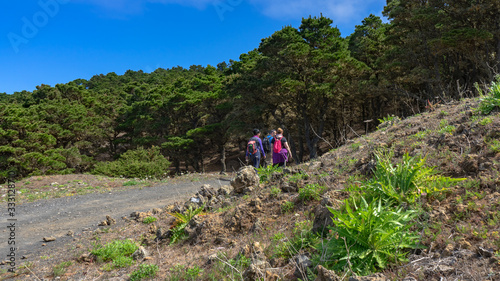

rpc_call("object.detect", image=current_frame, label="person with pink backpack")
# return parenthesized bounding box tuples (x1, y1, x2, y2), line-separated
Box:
(271, 128, 293, 167)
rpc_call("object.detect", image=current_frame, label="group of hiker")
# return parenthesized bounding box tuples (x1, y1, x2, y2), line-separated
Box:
(245, 128, 293, 171)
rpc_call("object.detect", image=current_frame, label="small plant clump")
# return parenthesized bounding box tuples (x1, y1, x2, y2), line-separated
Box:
(142, 216, 157, 224)
(167, 205, 204, 244)
(91, 239, 138, 270)
(476, 76, 500, 115)
(129, 264, 159, 281)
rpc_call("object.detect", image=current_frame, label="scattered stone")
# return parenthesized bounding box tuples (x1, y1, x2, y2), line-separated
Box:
(132, 246, 149, 260)
(79, 253, 94, 263)
(251, 218, 263, 233)
(442, 243, 454, 257)
(43, 236, 56, 242)
(477, 246, 495, 258)
(349, 273, 388, 281)
(98, 220, 108, 226)
(218, 185, 234, 196)
(42, 243, 46, 246)
(294, 254, 313, 278)
(459, 239, 472, 250)
(66, 230, 74, 236)
(437, 264, 455, 274)
(152, 208, 162, 214)
(312, 205, 334, 235)
(266, 270, 280, 281)
(106, 215, 116, 225)
(230, 166, 259, 193)
(315, 265, 340, 281)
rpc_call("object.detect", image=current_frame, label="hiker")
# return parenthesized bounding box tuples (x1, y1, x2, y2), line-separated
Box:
(272, 128, 293, 167)
(262, 129, 276, 167)
(245, 128, 266, 171)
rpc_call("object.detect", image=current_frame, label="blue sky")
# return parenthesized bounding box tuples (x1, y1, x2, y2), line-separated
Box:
(0, 0, 386, 94)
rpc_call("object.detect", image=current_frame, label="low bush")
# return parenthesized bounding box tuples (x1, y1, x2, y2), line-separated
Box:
(476, 75, 500, 115)
(130, 264, 159, 281)
(93, 146, 170, 179)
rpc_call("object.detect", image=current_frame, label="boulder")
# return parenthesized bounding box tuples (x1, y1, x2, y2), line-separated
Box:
(312, 205, 334, 235)
(231, 166, 259, 193)
(294, 254, 313, 278)
(132, 246, 149, 260)
(315, 265, 340, 281)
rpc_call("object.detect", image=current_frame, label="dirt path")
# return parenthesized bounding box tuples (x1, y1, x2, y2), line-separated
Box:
(0, 178, 230, 262)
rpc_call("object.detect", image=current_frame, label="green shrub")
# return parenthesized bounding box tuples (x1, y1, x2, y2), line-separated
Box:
(315, 197, 421, 275)
(281, 201, 295, 214)
(298, 183, 326, 202)
(270, 186, 281, 197)
(53, 261, 72, 277)
(142, 216, 157, 224)
(288, 172, 308, 183)
(168, 264, 204, 281)
(130, 264, 159, 281)
(479, 116, 493, 125)
(257, 165, 282, 183)
(91, 239, 138, 266)
(123, 180, 140, 186)
(476, 76, 500, 115)
(273, 220, 319, 259)
(93, 146, 170, 179)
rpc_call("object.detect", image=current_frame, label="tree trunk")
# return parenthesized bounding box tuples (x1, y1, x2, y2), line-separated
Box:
(220, 144, 226, 173)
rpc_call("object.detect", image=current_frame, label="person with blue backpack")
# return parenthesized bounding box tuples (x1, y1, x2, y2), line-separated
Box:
(262, 130, 275, 167)
(272, 128, 293, 167)
(245, 129, 266, 171)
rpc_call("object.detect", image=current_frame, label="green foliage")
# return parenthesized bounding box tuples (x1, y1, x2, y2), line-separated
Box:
(130, 264, 159, 281)
(281, 201, 295, 214)
(167, 205, 204, 244)
(479, 116, 493, 126)
(273, 220, 319, 259)
(315, 197, 421, 275)
(364, 151, 464, 205)
(123, 180, 140, 186)
(288, 172, 308, 183)
(91, 239, 138, 269)
(488, 139, 500, 153)
(377, 115, 401, 129)
(257, 165, 283, 183)
(53, 261, 72, 277)
(438, 120, 455, 135)
(476, 76, 500, 115)
(93, 146, 170, 179)
(270, 186, 282, 197)
(298, 183, 326, 202)
(142, 216, 157, 224)
(168, 264, 204, 281)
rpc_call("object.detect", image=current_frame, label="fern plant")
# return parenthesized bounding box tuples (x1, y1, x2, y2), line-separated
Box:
(167, 205, 204, 244)
(315, 197, 421, 275)
(365, 151, 464, 206)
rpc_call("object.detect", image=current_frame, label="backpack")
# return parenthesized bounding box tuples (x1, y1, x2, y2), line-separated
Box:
(247, 137, 259, 155)
(273, 136, 282, 153)
(263, 135, 272, 153)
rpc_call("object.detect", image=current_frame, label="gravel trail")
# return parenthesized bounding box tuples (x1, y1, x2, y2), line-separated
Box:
(0, 178, 229, 261)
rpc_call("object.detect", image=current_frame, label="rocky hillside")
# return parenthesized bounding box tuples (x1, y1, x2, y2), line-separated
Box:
(3, 97, 500, 281)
